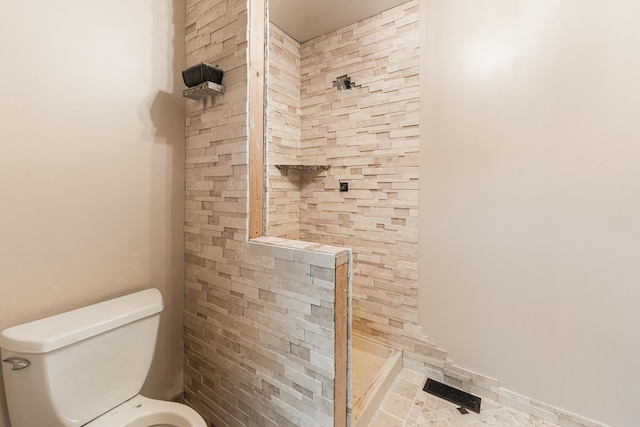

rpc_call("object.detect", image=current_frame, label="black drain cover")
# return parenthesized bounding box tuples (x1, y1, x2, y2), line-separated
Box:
(423, 378, 481, 413)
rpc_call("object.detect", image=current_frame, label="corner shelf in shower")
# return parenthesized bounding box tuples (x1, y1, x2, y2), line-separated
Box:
(182, 81, 225, 100)
(275, 165, 330, 171)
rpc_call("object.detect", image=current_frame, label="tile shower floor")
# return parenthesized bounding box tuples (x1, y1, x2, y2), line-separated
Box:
(367, 368, 562, 427)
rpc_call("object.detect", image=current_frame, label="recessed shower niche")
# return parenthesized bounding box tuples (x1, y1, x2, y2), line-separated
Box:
(265, 0, 421, 425)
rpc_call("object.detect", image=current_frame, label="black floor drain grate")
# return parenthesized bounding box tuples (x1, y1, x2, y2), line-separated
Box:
(423, 378, 481, 413)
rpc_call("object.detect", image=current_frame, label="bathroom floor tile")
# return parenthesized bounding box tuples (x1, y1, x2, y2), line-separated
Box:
(367, 368, 562, 427)
(369, 409, 405, 427)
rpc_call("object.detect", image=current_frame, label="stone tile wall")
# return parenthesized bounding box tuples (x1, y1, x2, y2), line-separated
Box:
(184, 235, 349, 427)
(184, 1, 349, 426)
(267, 0, 420, 361)
(267, 24, 303, 240)
(297, 1, 420, 350)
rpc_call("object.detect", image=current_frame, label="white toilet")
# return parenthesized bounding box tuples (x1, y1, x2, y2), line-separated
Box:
(0, 288, 207, 427)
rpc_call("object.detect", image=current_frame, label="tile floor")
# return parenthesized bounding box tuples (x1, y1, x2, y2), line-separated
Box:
(368, 368, 561, 427)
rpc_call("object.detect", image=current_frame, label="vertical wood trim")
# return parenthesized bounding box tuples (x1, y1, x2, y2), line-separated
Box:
(334, 261, 349, 427)
(248, 0, 265, 238)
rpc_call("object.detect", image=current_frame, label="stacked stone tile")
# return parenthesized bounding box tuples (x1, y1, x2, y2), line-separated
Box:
(298, 0, 420, 352)
(267, 24, 303, 240)
(184, 1, 349, 426)
(267, 0, 420, 368)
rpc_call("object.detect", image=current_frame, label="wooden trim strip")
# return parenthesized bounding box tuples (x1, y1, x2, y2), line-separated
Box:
(335, 261, 349, 427)
(248, 0, 265, 238)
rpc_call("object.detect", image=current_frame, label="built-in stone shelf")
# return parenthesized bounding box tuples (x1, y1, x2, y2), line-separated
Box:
(182, 81, 225, 100)
(275, 164, 330, 171)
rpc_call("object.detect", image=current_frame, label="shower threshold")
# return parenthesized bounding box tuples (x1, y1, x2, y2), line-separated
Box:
(351, 333, 402, 427)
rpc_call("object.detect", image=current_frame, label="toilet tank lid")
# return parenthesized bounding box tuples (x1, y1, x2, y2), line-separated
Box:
(0, 288, 163, 354)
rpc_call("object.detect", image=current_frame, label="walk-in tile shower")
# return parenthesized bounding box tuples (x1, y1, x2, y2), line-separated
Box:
(265, 1, 420, 424)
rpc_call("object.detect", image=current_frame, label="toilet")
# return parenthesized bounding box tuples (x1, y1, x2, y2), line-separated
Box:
(0, 288, 207, 427)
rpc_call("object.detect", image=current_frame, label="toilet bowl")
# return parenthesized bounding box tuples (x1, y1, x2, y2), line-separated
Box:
(85, 395, 206, 427)
(0, 288, 208, 427)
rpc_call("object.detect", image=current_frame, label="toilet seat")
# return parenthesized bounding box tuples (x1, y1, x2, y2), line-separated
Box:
(84, 395, 207, 427)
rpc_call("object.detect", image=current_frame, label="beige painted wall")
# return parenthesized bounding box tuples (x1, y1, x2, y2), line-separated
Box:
(419, 1, 640, 425)
(0, 1, 185, 426)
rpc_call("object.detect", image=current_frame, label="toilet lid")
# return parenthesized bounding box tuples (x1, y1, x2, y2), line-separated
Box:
(84, 395, 206, 427)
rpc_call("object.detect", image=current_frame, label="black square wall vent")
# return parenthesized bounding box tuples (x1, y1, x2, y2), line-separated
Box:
(423, 378, 481, 413)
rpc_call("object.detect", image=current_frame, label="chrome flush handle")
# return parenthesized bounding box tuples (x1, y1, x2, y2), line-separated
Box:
(2, 357, 30, 370)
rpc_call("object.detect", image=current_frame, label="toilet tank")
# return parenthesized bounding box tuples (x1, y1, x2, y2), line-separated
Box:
(0, 288, 163, 427)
